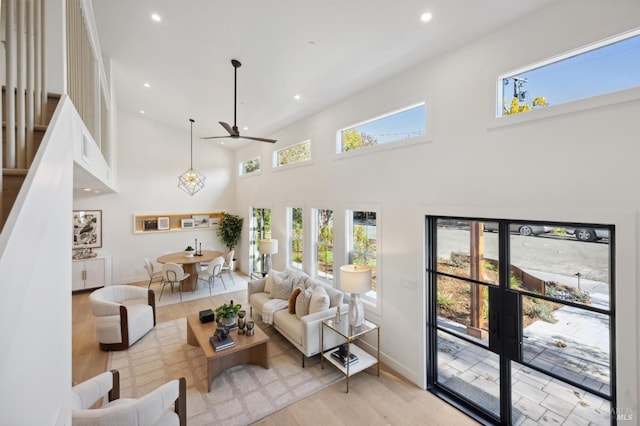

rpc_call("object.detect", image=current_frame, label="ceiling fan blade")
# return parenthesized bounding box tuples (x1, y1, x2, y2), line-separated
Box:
(200, 135, 231, 140)
(219, 121, 238, 136)
(240, 135, 277, 144)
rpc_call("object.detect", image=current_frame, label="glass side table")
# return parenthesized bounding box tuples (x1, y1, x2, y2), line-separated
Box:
(321, 318, 380, 393)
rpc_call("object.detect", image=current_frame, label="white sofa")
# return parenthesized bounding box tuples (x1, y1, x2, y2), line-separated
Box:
(248, 268, 349, 366)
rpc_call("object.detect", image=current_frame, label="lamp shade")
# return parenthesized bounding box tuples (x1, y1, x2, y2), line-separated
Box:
(340, 265, 372, 294)
(258, 239, 278, 255)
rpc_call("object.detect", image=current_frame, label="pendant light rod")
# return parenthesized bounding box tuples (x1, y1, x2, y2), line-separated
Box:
(189, 118, 194, 169)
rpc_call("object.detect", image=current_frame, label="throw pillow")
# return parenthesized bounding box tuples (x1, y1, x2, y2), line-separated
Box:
(295, 286, 314, 319)
(309, 285, 330, 314)
(288, 287, 302, 314)
(264, 269, 277, 294)
(271, 274, 294, 300)
(323, 285, 344, 307)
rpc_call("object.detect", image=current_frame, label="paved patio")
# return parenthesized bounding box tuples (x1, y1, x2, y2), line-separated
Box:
(437, 292, 612, 425)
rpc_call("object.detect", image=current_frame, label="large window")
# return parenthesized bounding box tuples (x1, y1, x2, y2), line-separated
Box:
(239, 157, 260, 176)
(274, 140, 311, 168)
(337, 102, 425, 153)
(249, 207, 271, 278)
(348, 210, 378, 307)
(289, 207, 303, 270)
(427, 217, 615, 425)
(313, 208, 333, 281)
(499, 30, 640, 116)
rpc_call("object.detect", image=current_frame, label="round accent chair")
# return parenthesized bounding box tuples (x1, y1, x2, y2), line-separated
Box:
(89, 285, 156, 351)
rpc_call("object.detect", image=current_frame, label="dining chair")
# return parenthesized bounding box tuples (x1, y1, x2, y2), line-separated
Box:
(197, 256, 226, 295)
(221, 250, 235, 284)
(144, 258, 163, 289)
(160, 263, 190, 301)
(199, 247, 216, 271)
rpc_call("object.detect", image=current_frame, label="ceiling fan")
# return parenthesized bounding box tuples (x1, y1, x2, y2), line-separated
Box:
(201, 59, 277, 144)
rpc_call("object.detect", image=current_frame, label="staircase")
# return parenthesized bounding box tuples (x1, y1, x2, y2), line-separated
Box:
(1, 90, 59, 230)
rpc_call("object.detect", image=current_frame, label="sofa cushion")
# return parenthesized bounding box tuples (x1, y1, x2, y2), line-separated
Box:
(271, 273, 294, 300)
(264, 270, 275, 294)
(288, 287, 302, 314)
(295, 286, 313, 319)
(273, 310, 302, 346)
(309, 285, 330, 315)
(248, 291, 271, 314)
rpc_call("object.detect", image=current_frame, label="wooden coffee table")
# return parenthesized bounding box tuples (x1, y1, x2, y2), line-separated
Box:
(186, 313, 270, 392)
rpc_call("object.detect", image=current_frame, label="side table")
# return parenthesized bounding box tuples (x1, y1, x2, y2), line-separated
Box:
(321, 318, 380, 393)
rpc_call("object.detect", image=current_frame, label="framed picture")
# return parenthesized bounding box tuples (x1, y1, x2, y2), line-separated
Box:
(73, 210, 102, 248)
(209, 217, 220, 228)
(181, 218, 195, 229)
(192, 214, 210, 228)
(158, 217, 170, 230)
(143, 219, 158, 230)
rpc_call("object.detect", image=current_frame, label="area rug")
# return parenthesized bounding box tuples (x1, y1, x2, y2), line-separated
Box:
(154, 271, 250, 307)
(107, 317, 343, 425)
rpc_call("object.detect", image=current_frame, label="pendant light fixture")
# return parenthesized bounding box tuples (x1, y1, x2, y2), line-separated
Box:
(178, 118, 206, 196)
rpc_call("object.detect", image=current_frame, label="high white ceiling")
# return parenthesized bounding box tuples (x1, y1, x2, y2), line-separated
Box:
(90, 0, 559, 148)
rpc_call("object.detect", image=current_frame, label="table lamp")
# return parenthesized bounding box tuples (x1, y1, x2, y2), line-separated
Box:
(340, 264, 372, 327)
(258, 239, 278, 276)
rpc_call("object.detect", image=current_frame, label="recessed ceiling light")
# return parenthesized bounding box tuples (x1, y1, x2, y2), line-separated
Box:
(93, 190, 101, 194)
(243, 126, 248, 131)
(143, 82, 150, 88)
(420, 12, 432, 22)
(139, 110, 145, 114)
(83, 188, 91, 192)
(294, 94, 301, 100)
(151, 13, 161, 22)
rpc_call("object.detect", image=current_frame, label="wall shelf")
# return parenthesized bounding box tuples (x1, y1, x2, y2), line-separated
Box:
(133, 212, 222, 234)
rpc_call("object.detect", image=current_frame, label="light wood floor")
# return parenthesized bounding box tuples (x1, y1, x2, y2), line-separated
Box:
(72, 281, 478, 425)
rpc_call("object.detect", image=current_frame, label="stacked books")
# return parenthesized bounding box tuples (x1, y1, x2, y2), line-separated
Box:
(331, 349, 358, 366)
(209, 334, 236, 351)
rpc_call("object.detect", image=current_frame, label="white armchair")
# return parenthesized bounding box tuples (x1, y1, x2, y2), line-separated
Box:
(89, 285, 156, 351)
(72, 369, 186, 426)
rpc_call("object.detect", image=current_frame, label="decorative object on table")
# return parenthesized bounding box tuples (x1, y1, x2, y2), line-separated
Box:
(340, 264, 372, 327)
(184, 245, 195, 257)
(246, 320, 255, 336)
(199, 309, 215, 324)
(181, 218, 195, 229)
(237, 310, 247, 334)
(331, 346, 359, 367)
(209, 328, 236, 351)
(157, 216, 170, 230)
(217, 212, 244, 251)
(73, 210, 102, 249)
(258, 239, 278, 276)
(194, 239, 203, 256)
(215, 300, 242, 328)
(178, 118, 206, 196)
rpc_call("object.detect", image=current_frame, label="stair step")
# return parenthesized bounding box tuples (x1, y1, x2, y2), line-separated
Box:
(2, 168, 28, 226)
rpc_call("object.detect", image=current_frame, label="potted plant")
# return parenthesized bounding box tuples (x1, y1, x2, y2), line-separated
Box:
(184, 245, 195, 257)
(215, 301, 242, 326)
(217, 212, 244, 252)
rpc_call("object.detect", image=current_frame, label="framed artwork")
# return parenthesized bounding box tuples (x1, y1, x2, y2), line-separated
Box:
(192, 214, 210, 228)
(73, 210, 102, 248)
(181, 218, 195, 229)
(209, 217, 220, 228)
(143, 219, 158, 230)
(158, 217, 170, 230)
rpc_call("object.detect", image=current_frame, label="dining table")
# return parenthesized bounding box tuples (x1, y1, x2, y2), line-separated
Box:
(156, 249, 224, 292)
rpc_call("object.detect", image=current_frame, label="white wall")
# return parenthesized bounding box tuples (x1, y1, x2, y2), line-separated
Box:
(73, 110, 237, 285)
(0, 97, 75, 425)
(233, 0, 640, 414)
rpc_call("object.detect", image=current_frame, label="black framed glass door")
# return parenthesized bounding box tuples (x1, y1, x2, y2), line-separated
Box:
(427, 217, 615, 425)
